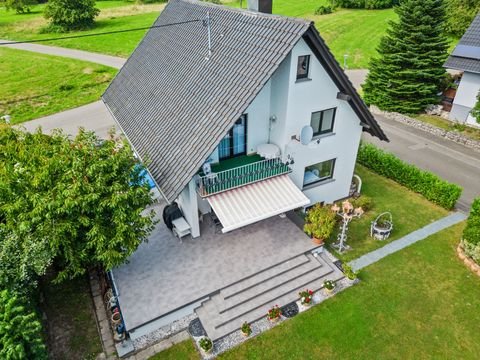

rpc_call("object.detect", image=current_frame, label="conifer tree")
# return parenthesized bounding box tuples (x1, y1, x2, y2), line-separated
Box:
(363, 0, 449, 114)
(0, 290, 47, 360)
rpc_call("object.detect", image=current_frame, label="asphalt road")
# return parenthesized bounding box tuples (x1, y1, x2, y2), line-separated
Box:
(363, 115, 480, 212)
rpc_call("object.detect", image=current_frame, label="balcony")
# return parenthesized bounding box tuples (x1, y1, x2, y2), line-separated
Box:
(196, 156, 291, 197)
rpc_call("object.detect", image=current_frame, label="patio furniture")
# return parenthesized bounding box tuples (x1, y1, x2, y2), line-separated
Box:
(172, 217, 191, 241)
(257, 143, 281, 159)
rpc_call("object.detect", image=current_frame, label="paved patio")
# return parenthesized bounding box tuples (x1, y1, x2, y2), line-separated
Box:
(112, 204, 317, 331)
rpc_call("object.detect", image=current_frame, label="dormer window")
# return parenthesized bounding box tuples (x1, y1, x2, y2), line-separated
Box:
(296, 55, 310, 80)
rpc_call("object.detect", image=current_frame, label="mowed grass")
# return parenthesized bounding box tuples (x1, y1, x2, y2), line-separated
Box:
(325, 165, 449, 262)
(41, 275, 102, 360)
(229, 0, 397, 69)
(416, 114, 480, 141)
(149, 339, 199, 360)
(155, 223, 480, 359)
(0, 47, 117, 123)
(0, 2, 162, 57)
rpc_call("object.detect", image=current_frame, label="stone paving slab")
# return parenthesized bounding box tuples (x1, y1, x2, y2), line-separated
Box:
(349, 212, 467, 271)
(112, 203, 318, 331)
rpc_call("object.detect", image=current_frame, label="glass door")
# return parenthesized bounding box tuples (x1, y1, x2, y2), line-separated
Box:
(219, 115, 247, 160)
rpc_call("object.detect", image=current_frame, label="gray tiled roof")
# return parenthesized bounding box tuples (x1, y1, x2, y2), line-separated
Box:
(444, 14, 480, 73)
(103, 0, 386, 202)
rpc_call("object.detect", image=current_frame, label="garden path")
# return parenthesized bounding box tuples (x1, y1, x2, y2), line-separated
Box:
(349, 212, 467, 271)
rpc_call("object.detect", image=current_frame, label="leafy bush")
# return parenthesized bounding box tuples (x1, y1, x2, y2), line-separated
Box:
(304, 204, 337, 240)
(199, 337, 213, 352)
(445, 0, 480, 37)
(470, 91, 480, 124)
(357, 143, 462, 209)
(44, 0, 100, 31)
(342, 264, 358, 280)
(314, 5, 334, 15)
(0, 290, 48, 360)
(333, 0, 399, 8)
(241, 321, 252, 336)
(462, 198, 480, 264)
(351, 195, 374, 212)
(2, 0, 37, 14)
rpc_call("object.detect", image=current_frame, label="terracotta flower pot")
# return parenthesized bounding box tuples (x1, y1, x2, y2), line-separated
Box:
(241, 330, 250, 337)
(111, 312, 121, 324)
(312, 237, 324, 245)
(268, 316, 280, 323)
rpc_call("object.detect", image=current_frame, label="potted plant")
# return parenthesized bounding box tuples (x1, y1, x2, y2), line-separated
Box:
(304, 204, 337, 245)
(342, 264, 358, 283)
(323, 280, 335, 294)
(198, 337, 213, 354)
(241, 321, 252, 337)
(267, 305, 281, 323)
(299, 289, 314, 306)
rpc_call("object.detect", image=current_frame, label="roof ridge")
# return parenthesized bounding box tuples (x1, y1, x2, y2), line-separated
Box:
(172, 0, 312, 26)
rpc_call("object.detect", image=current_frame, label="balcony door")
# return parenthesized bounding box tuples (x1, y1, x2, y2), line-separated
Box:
(218, 114, 247, 160)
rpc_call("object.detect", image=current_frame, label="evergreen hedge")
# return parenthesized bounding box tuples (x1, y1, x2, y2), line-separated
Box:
(462, 198, 480, 264)
(357, 143, 462, 210)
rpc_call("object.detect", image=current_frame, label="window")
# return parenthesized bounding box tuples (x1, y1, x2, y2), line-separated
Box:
(296, 55, 310, 80)
(310, 108, 336, 136)
(303, 159, 336, 187)
(218, 114, 247, 160)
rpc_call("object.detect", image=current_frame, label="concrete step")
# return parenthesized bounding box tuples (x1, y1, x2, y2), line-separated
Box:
(216, 254, 326, 313)
(196, 252, 345, 341)
(221, 253, 310, 299)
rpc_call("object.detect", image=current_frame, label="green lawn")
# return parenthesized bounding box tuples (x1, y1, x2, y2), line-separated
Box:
(0, 47, 117, 123)
(0, 2, 163, 57)
(41, 275, 102, 360)
(150, 339, 199, 360)
(155, 222, 480, 359)
(415, 114, 480, 141)
(229, 1, 398, 69)
(325, 165, 448, 262)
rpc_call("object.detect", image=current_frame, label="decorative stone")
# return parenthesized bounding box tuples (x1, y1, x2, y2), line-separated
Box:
(369, 105, 480, 153)
(188, 318, 207, 337)
(280, 302, 299, 318)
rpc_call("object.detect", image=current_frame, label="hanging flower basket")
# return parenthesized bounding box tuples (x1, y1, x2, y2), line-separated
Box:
(370, 212, 393, 241)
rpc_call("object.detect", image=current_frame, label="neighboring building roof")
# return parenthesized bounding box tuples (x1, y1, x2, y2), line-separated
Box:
(444, 14, 480, 73)
(102, 0, 387, 202)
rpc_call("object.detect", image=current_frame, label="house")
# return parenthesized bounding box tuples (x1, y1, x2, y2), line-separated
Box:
(103, 0, 387, 239)
(444, 14, 480, 127)
(102, 0, 387, 351)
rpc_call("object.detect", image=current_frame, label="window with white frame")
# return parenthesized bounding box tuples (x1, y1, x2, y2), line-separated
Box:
(303, 159, 336, 187)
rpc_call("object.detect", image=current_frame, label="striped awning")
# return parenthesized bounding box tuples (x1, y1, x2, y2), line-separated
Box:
(207, 175, 310, 233)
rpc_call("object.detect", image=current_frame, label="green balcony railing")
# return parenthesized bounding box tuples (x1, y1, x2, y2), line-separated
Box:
(196, 157, 291, 197)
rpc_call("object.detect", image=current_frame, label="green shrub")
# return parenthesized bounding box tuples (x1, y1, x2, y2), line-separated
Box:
(470, 91, 480, 124)
(357, 143, 462, 209)
(462, 198, 480, 264)
(44, 0, 100, 31)
(3, 0, 37, 14)
(463, 199, 480, 243)
(315, 5, 334, 15)
(304, 204, 337, 240)
(351, 195, 374, 212)
(333, 0, 399, 8)
(342, 264, 358, 280)
(0, 290, 48, 360)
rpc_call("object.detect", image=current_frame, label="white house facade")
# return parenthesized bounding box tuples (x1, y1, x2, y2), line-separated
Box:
(176, 37, 371, 238)
(445, 14, 480, 127)
(103, 0, 387, 239)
